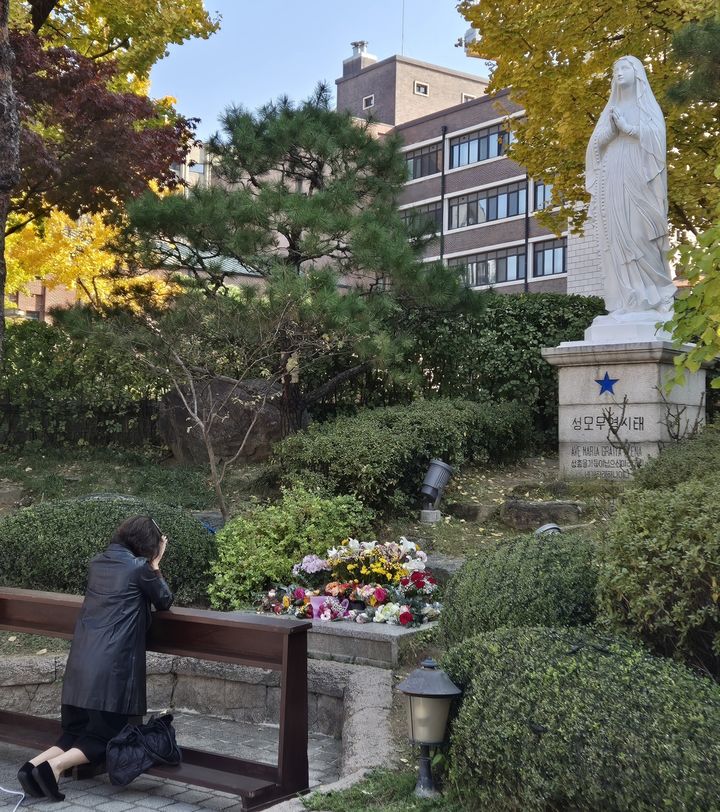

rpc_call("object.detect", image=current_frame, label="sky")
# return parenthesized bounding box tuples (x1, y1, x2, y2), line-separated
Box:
(149, 0, 488, 140)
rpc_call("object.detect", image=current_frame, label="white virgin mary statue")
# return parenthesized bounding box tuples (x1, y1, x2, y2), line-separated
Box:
(586, 56, 676, 319)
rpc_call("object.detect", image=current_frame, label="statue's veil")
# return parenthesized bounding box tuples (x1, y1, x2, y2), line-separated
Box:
(586, 56, 666, 194)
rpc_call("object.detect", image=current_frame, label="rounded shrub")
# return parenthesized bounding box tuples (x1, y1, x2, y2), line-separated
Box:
(438, 533, 597, 647)
(0, 496, 215, 605)
(441, 627, 720, 811)
(598, 476, 720, 676)
(275, 398, 532, 512)
(208, 487, 373, 609)
(632, 425, 720, 491)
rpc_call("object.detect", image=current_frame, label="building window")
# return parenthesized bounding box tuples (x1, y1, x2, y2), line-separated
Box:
(449, 123, 513, 169)
(414, 81, 430, 96)
(461, 93, 476, 103)
(533, 238, 566, 277)
(448, 246, 526, 287)
(400, 201, 443, 234)
(405, 143, 442, 181)
(362, 94, 375, 110)
(448, 181, 527, 230)
(534, 181, 553, 210)
(189, 162, 205, 174)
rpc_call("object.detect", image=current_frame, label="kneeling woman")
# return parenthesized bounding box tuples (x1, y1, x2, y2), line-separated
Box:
(18, 516, 173, 802)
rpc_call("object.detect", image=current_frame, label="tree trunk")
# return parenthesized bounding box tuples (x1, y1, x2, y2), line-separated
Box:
(280, 375, 305, 437)
(0, 0, 21, 366)
(204, 432, 229, 522)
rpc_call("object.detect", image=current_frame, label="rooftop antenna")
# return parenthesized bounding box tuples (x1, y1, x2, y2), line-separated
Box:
(401, 0, 406, 55)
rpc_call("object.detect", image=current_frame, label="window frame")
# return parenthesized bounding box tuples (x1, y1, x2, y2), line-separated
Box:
(362, 94, 375, 110)
(448, 246, 527, 287)
(404, 143, 442, 181)
(533, 181, 553, 211)
(414, 81, 430, 97)
(532, 238, 567, 277)
(400, 201, 443, 234)
(449, 123, 512, 169)
(447, 181, 527, 230)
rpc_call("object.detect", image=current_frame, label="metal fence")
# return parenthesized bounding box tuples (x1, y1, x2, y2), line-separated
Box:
(0, 399, 159, 447)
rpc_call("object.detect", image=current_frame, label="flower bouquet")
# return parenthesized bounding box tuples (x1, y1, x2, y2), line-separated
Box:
(291, 554, 331, 589)
(259, 585, 315, 619)
(327, 537, 428, 585)
(258, 537, 442, 626)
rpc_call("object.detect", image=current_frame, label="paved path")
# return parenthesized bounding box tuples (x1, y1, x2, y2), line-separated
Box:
(0, 713, 339, 810)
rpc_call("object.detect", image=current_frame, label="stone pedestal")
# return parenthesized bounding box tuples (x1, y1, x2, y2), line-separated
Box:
(541, 341, 706, 479)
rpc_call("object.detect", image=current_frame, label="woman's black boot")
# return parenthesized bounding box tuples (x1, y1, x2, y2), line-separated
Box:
(31, 762, 66, 802)
(17, 761, 44, 798)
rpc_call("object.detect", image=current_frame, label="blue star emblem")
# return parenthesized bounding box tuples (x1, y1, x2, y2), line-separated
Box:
(595, 372, 619, 395)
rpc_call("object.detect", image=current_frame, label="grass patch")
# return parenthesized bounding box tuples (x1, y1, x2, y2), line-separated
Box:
(303, 769, 461, 812)
(0, 632, 70, 656)
(380, 456, 620, 558)
(0, 446, 273, 514)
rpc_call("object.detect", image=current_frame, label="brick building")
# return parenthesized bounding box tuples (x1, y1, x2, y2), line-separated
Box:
(336, 42, 584, 295)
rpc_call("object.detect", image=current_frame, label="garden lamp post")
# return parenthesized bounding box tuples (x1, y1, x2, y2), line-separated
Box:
(396, 658, 461, 798)
(420, 459, 453, 510)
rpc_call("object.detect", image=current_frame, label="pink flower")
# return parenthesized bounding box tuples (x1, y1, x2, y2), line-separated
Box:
(374, 587, 388, 604)
(293, 587, 306, 601)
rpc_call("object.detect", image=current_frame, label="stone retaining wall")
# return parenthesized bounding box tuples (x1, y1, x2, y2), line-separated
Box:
(0, 653, 394, 779)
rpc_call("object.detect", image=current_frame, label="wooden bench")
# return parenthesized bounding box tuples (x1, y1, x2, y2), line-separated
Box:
(0, 587, 312, 811)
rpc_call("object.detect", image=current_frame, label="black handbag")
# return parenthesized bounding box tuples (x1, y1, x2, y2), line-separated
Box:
(106, 713, 182, 786)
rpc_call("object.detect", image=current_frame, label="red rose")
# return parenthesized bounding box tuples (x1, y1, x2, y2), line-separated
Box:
(411, 570, 424, 583)
(400, 577, 410, 587)
(399, 610, 414, 626)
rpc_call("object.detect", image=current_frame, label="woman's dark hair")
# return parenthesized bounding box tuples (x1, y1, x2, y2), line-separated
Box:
(111, 516, 163, 561)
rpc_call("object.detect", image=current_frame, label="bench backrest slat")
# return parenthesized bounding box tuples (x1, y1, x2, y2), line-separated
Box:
(0, 585, 311, 804)
(0, 587, 311, 670)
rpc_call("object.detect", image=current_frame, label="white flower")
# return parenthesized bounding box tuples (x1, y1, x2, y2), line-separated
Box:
(421, 605, 441, 621)
(373, 602, 401, 624)
(403, 559, 426, 573)
(348, 538, 361, 553)
(399, 536, 416, 554)
(326, 547, 339, 560)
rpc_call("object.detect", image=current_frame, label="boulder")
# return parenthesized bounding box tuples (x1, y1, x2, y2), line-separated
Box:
(446, 502, 497, 522)
(158, 378, 291, 464)
(500, 498, 586, 531)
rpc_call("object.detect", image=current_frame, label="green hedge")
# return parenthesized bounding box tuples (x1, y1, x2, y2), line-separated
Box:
(0, 496, 215, 605)
(274, 398, 532, 512)
(438, 533, 597, 647)
(442, 627, 720, 811)
(598, 475, 720, 676)
(403, 292, 605, 443)
(208, 487, 373, 608)
(0, 319, 159, 447)
(632, 425, 720, 491)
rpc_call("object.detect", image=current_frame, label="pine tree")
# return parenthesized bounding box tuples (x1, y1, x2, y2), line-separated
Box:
(125, 84, 473, 434)
(668, 18, 720, 104)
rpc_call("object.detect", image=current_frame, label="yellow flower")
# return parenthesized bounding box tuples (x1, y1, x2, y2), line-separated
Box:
(282, 596, 291, 608)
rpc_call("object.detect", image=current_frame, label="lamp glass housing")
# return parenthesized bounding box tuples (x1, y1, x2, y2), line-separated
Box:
(406, 695, 452, 745)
